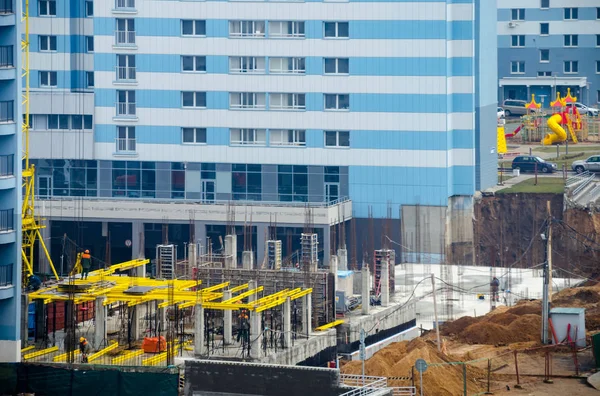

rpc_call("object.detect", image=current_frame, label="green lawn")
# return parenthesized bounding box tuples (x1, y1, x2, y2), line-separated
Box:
(534, 145, 600, 154)
(496, 177, 565, 194)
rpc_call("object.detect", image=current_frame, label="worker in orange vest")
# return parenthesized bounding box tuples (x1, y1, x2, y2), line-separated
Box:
(79, 337, 90, 362)
(81, 249, 92, 279)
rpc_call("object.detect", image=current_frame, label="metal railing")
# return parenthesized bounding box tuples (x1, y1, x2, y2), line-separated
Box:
(0, 0, 13, 14)
(116, 66, 136, 81)
(572, 172, 596, 196)
(0, 264, 12, 287)
(339, 375, 388, 396)
(115, 0, 135, 8)
(0, 154, 13, 176)
(0, 45, 13, 67)
(116, 138, 136, 152)
(0, 100, 13, 122)
(115, 30, 136, 45)
(0, 208, 13, 231)
(566, 170, 592, 187)
(116, 102, 136, 116)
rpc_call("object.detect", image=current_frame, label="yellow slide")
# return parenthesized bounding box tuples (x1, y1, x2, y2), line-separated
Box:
(542, 114, 567, 145)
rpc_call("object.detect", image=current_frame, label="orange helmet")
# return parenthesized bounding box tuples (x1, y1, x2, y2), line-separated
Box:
(84, 249, 89, 254)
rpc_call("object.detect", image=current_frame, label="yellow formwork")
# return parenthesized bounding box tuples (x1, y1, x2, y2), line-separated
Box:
(111, 349, 144, 365)
(87, 341, 119, 362)
(23, 346, 58, 360)
(20, 345, 35, 353)
(53, 349, 81, 362)
(315, 319, 344, 331)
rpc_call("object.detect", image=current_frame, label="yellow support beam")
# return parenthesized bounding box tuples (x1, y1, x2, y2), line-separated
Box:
(23, 346, 59, 360)
(230, 283, 249, 293)
(111, 349, 144, 365)
(222, 287, 264, 304)
(289, 288, 312, 301)
(21, 345, 35, 353)
(53, 349, 81, 362)
(199, 281, 230, 293)
(87, 341, 119, 362)
(315, 319, 344, 331)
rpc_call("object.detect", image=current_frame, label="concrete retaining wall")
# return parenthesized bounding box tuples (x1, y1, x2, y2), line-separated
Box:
(260, 329, 337, 366)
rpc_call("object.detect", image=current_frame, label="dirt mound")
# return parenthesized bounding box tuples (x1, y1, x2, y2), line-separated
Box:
(554, 288, 600, 307)
(505, 300, 541, 316)
(506, 314, 542, 342)
(459, 322, 514, 345)
(487, 313, 519, 326)
(441, 316, 479, 336)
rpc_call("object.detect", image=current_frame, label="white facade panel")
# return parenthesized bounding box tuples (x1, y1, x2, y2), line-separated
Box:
(497, 0, 600, 8)
(447, 40, 474, 58)
(28, 18, 93, 36)
(30, 130, 95, 159)
(447, 4, 474, 22)
(30, 53, 94, 71)
(30, 92, 95, 114)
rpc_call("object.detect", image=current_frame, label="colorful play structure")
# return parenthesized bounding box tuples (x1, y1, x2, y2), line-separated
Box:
(542, 89, 581, 145)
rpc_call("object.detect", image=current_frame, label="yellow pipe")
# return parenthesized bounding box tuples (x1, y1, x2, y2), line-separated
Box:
(53, 349, 81, 362)
(21, 345, 35, 353)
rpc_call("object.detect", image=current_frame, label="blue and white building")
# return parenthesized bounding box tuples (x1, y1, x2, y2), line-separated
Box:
(0, 0, 22, 362)
(498, 0, 600, 107)
(24, 0, 496, 271)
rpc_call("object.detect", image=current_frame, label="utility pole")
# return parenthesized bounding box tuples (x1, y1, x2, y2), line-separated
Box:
(431, 274, 441, 352)
(541, 201, 552, 344)
(547, 201, 553, 303)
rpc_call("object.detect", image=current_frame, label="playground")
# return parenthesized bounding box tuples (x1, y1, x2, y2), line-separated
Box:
(498, 90, 600, 155)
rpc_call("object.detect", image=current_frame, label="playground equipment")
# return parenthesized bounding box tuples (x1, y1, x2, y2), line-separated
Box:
(542, 89, 580, 145)
(498, 95, 541, 154)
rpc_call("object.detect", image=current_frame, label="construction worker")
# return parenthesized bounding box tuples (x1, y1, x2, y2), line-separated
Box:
(79, 337, 90, 362)
(491, 277, 500, 302)
(237, 310, 250, 344)
(81, 249, 91, 279)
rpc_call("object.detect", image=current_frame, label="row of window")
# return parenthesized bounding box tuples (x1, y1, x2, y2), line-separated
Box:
(39, 35, 94, 52)
(27, 114, 94, 130)
(510, 34, 600, 48)
(511, 7, 600, 21)
(510, 60, 589, 75)
(39, 71, 94, 88)
(114, 127, 350, 151)
(39, 0, 93, 16)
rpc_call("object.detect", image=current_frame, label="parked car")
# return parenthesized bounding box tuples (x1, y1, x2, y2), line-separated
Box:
(502, 99, 528, 117)
(512, 156, 557, 173)
(497, 107, 505, 119)
(567, 102, 599, 117)
(571, 155, 600, 174)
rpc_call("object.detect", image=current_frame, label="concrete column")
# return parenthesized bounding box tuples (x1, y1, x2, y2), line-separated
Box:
(330, 255, 338, 294)
(159, 306, 166, 335)
(381, 259, 390, 307)
(223, 290, 233, 344)
(321, 226, 330, 267)
(94, 296, 107, 350)
(194, 304, 206, 356)
(256, 223, 267, 268)
(242, 251, 254, 270)
(188, 242, 197, 269)
(224, 235, 237, 269)
(302, 293, 312, 337)
(130, 304, 144, 341)
(337, 248, 348, 271)
(248, 280, 261, 359)
(194, 222, 207, 254)
(362, 265, 370, 315)
(131, 221, 144, 259)
(283, 297, 291, 348)
(38, 219, 51, 275)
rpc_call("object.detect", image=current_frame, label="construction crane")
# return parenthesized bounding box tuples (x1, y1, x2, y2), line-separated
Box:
(21, 0, 59, 283)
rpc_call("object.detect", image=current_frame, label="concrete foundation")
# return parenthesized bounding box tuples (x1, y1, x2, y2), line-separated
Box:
(194, 304, 206, 356)
(259, 329, 337, 366)
(94, 296, 107, 350)
(242, 251, 254, 270)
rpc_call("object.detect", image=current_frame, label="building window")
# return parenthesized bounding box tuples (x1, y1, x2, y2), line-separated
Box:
(231, 164, 262, 201)
(230, 129, 266, 146)
(564, 34, 578, 47)
(511, 9, 525, 21)
(597, 7, 600, 19)
(540, 23, 549, 35)
(270, 130, 306, 146)
(182, 91, 207, 108)
(324, 22, 349, 38)
(596, 61, 600, 74)
(40, 71, 57, 87)
(229, 56, 265, 74)
(324, 131, 349, 147)
(538, 71, 552, 77)
(324, 94, 349, 111)
(229, 21, 265, 38)
(597, 35, 600, 47)
(85, 36, 94, 52)
(39, 0, 56, 16)
(115, 0, 135, 9)
(229, 92, 266, 109)
(117, 90, 136, 116)
(85, 1, 93, 16)
(564, 7, 578, 20)
(116, 126, 136, 152)
(564, 61, 578, 74)
(269, 57, 305, 74)
(597, 90, 600, 104)
(277, 165, 308, 202)
(39, 35, 57, 51)
(510, 61, 525, 74)
(116, 54, 136, 80)
(540, 49, 549, 63)
(324, 58, 349, 74)
(182, 127, 207, 144)
(540, 0, 549, 8)
(86, 72, 94, 88)
(182, 20, 206, 36)
(269, 21, 305, 38)
(269, 93, 306, 110)
(116, 19, 135, 45)
(511, 35, 525, 47)
(182, 56, 206, 72)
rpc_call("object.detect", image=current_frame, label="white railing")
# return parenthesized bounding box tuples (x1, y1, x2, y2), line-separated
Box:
(566, 170, 592, 187)
(572, 172, 596, 196)
(230, 68, 265, 74)
(116, 66, 136, 81)
(116, 102, 136, 116)
(115, 30, 136, 45)
(115, 0, 135, 8)
(340, 374, 415, 396)
(116, 138, 136, 152)
(390, 387, 416, 396)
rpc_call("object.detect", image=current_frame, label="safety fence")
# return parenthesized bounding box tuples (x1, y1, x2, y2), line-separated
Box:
(340, 374, 416, 396)
(0, 362, 179, 396)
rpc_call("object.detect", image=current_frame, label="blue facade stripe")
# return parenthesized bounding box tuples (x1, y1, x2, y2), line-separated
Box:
(498, 34, 599, 49)
(498, 8, 600, 22)
(449, 165, 475, 195)
(93, 17, 473, 40)
(95, 89, 474, 113)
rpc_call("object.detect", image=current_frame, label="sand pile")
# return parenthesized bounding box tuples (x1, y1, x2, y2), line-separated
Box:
(341, 338, 485, 395)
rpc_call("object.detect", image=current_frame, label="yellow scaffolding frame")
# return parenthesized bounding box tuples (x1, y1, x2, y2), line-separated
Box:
(23, 346, 58, 360)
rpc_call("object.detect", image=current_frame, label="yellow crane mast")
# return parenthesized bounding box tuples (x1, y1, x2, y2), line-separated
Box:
(21, 0, 59, 282)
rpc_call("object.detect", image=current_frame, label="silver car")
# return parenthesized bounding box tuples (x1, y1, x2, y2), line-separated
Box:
(502, 99, 528, 117)
(568, 103, 599, 117)
(572, 155, 600, 173)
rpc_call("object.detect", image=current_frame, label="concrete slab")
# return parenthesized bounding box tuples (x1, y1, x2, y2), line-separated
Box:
(587, 371, 600, 390)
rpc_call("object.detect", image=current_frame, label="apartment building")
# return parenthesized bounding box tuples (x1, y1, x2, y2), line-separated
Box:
(26, 0, 496, 270)
(0, 0, 22, 362)
(498, 0, 600, 107)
